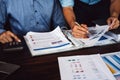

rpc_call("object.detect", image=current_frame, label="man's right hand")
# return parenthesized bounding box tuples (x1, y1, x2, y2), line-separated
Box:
(0, 31, 21, 44)
(71, 23, 89, 38)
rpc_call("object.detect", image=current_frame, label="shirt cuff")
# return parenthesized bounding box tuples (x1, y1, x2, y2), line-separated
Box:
(59, 0, 74, 7)
(0, 29, 6, 34)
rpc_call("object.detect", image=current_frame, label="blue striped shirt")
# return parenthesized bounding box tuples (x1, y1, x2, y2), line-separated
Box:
(59, 0, 101, 7)
(0, 0, 66, 35)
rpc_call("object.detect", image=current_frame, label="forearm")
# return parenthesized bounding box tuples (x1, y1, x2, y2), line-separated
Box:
(110, 0, 120, 18)
(62, 7, 76, 29)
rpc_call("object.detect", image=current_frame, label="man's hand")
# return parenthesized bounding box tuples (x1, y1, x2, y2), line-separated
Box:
(71, 22, 89, 38)
(107, 17, 120, 30)
(0, 31, 21, 44)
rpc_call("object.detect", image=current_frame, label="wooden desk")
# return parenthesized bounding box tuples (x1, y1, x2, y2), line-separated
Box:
(0, 42, 120, 80)
(0, 28, 120, 80)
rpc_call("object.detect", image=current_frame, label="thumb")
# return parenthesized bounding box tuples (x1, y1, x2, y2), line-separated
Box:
(107, 19, 112, 26)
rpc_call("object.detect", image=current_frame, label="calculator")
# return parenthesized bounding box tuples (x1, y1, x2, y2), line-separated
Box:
(1, 41, 24, 52)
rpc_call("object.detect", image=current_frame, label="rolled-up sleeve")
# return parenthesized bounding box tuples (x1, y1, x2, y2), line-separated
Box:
(0, 0, 7, 34)
(59, 0, 74, 7)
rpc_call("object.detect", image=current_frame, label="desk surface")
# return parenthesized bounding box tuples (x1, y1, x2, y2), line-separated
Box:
(0, 43, 120, 80)
(0, 29, 120, 80)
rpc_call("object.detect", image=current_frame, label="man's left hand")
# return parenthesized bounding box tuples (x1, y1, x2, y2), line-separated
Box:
(107, 17, 120, 30)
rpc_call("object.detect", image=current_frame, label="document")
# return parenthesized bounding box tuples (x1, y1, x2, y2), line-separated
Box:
(65, 25, 109, 46)
(101, 51, 120, 80)
(58, 54, 116, 80)
(94, 32, 117, 46)
(24, 26, 73, 56)
(24, 25, 120, 56)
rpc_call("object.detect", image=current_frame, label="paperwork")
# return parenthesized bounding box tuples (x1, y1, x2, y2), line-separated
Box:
(58, 54, 116, 80)
(101, 51, 120, 80)
(24, 25, 119, 56)
(24, 26, 73, 56)
(65, 25, 109, 46)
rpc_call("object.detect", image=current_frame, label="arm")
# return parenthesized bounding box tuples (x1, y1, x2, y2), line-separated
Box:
(0, 1, 20, 44)
(62, 6, 89, 38)
(107, 0, 120, 30)
(110, 0, 120, 18)
(62, 7, 76, 29)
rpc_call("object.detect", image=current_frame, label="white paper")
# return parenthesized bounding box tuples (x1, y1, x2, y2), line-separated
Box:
(94, 33, 115, 46)
(101, 51, 120, 75)
(58, 54, 116, 80)
(78, 25, 109, 46)
(24, 26, 73, 56)
(66, 25, 109, 46)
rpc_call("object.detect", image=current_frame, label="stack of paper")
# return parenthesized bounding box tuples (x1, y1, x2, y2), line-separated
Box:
(24, 26, 73, 56)
(58, 54, 116, 80)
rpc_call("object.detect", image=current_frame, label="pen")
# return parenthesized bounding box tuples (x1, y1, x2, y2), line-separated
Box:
(74, 22, 81, 27)
(74, 22, 89, 34)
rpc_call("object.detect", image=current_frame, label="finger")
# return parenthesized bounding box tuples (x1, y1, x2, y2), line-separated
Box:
(0, 34, 9, 43)
(8, 31, 21, 42)
(107, 19, 112, 25)
(74, 34, 88, 38)
(72, 32, 88, 38)
(110, 19, 119, 29)
(77, 26, 89, 34)
(113, 23, 119, 29)
(0, 41, 6, 44)
(109, 19, 116, 29)
(80, 24, 88, 30)
(0, 38, 6, 44)
(73, 28, 88, 35)
(0, 35, 13, 43)
(114, 20, 120, 28)
(5, 35, 13, 42)
(107, 17, 116, 26)
(2, 37, 10, 43)
(73, 23, 89, 34)
(116, 20, 120, 27)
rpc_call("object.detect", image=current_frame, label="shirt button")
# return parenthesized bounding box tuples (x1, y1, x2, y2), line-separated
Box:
(35, 10, 37, 13)
(36, 22, 39, 24)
